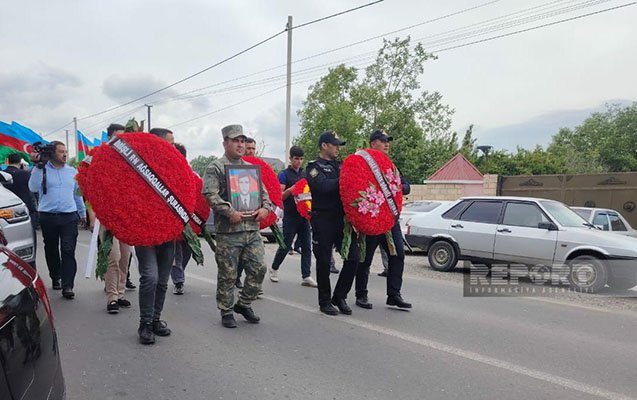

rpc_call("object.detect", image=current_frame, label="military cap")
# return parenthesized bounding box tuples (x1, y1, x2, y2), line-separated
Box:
(221, 124, 246, 139)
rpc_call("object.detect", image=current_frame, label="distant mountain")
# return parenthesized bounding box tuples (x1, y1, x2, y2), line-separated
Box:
(473, 100, 633, 152)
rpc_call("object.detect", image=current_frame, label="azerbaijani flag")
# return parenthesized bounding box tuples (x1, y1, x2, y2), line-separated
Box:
(0, 121, 35, 163)
(77, 130, 98, 161)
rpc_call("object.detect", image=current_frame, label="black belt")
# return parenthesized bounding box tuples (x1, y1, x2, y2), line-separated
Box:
(39, 211, 77, 215)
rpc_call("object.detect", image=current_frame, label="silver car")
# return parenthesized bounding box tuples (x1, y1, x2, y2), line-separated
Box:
(405, 196, 637, 292)
(0, 184, 35, 265)
(571, 207, 637, 237)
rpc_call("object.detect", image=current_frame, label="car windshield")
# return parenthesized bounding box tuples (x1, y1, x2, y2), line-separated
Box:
(405, 201, 442, 212)
(541, 201, 590, 227)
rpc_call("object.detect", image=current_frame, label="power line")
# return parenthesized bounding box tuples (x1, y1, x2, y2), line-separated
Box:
(72, 1, 386, 125)
(150, 0, 609, 109)
(291, 0, 385, 30)
(432, 1, 637, 54)
(167, 1, 633, 131)
(43, 120, 73, 138)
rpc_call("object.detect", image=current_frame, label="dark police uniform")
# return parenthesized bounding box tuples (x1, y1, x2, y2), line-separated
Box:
(306, 157, 359, 309)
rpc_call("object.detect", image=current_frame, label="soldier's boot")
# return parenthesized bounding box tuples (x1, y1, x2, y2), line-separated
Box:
(233, 304, 260, 323)
(221, 314, 237, 328)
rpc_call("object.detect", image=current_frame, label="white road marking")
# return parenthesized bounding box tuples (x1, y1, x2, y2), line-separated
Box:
(187, 271, 634, 400)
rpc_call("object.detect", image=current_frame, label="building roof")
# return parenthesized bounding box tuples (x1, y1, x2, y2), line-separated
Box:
(426, 153, 483, 182)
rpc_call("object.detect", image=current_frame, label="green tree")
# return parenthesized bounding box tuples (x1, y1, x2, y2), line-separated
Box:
(190, 155, 217, 176)
(296, 37, 455, 182)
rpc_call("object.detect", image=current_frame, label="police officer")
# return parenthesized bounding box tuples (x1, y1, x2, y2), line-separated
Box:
(306, 131, 359, 316)
(202, 124, 272, 328)
(354, 130, 412, 310)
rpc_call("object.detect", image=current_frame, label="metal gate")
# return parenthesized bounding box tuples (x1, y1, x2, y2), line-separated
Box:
(498, 172, 637, 227)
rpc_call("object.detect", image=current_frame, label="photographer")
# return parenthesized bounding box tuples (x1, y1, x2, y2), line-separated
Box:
(28, 141, 86, 299)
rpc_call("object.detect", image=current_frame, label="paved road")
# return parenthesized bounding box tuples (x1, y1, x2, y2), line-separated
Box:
(43, 231, 637, 400)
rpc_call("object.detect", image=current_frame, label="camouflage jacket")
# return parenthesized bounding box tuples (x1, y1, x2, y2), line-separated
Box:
(202, 154, 272, 233)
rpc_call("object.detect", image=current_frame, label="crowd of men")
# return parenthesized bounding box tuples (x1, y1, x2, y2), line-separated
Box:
(7, 123, 412, 345)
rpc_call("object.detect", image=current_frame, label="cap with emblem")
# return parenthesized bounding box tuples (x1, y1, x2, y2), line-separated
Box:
(222, 124, 246, 140)
(369, 130, 393, 143)
(318, 131, 346, 147)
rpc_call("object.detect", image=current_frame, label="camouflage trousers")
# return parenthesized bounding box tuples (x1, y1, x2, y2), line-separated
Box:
(215, 230, 266, 315)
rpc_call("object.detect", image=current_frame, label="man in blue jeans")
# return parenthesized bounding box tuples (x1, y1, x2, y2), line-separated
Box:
(135, 128, 177, 345)
(269, 146, 317, 287)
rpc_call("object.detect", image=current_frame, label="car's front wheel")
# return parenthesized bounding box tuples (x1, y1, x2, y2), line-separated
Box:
(427, 240, 458, 272)
(567, 255, 608, 293)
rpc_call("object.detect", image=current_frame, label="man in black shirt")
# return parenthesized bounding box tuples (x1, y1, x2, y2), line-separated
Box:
(269, 146, 316, 287)
(306, 131, 359, 316)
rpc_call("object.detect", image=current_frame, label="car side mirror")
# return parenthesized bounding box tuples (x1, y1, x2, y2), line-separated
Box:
(538, 221, 558, 231)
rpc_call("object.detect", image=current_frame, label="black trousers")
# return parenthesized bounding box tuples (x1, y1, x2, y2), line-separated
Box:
(310, 211, 359, 307)
(39, 212, 79, 289)
(355, 221, 405, 298)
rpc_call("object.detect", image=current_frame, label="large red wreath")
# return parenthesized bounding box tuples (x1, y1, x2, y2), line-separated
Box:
(77, 132, 196, 246)
(339, 148, 403, 236)
(292, 178, 311, 220)
(242, 156, 282, 229)
(190, 174, 211, 235)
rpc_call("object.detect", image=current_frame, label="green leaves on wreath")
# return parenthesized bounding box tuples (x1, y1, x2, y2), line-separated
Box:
(202, 228, 217, 253)
(340, 219, 353, 260)
(96, 230, 114, 281)
(270, 223, 287, 250)
(183, 224, 204, 266)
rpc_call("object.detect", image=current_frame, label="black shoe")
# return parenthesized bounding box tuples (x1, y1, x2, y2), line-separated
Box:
(126, 279, 137, 290)
(62, 288, 75, 299)
(331, 297, 352, 315)
(222, 314, 237, 328)
(233, 304, 260, 323)
(319, 304, 339, 315)
(330, 266, 340, 274)
(107, 300, 119, 314)
(117, 298, 131, 308)
(173, 283, 185, 295)
(138, 322, 155, 345)
(235, 278, 244, 289)
(386, 295, 412, 309)
(52, 279, 62, 290)
(355, 297, 373, 309)
(377, 270, 388, 277)
(152, 320, 171, 336)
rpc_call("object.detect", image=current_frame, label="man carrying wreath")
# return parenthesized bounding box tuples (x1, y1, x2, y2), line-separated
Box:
(202, 124, 272, 329)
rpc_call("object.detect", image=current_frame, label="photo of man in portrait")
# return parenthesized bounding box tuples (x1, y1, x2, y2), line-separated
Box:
(228, 168, 261, 213)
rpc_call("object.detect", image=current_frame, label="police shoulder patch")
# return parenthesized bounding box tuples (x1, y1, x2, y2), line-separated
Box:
(309, 168, 319, 178)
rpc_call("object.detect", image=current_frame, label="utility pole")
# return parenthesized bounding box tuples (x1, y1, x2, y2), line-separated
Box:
(73, 117, 78, 161)
(145, 104, 153, 132)
(65, 129, 69, 152)
(285, 15, 293, 161)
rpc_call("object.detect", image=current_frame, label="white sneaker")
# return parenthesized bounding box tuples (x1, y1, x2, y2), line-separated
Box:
(269, 268, 279, 282)
(301, 276, 317, 287)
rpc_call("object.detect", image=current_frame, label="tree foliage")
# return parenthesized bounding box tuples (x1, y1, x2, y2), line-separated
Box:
(190, 155, 217, 177)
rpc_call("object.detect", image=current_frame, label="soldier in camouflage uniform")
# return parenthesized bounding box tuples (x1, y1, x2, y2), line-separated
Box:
(202, 124, 272, 328)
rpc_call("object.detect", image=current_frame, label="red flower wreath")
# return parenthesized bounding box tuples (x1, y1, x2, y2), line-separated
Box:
(190, 174, 211, 235)
(339, 148, 403, 236)
(77, 132, 196, 246)
(242, 156, 282, 229)
(292, 178, 311, 220)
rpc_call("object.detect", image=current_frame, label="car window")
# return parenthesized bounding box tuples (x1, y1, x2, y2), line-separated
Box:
(406, 201, 441, 212)
(442, 201, 469, 220)
(592, 212, 610, 231)
(502, 202, 549, 228)
(573, 208, 592, 220)
(459, 201, 502, 224)
(608, 213, 627, 231)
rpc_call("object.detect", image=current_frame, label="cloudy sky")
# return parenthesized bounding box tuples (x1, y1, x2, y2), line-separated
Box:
(1, 0, 636, 160)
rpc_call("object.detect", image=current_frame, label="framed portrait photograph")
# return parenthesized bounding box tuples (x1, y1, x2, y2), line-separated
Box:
(225, 164, 262, 214)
